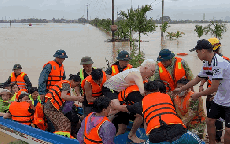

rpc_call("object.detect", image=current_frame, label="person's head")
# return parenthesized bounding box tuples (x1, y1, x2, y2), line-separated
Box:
(18, 93, 30, 102)
(176, 78, 189, 97)
(91, 69, 103, 85)
(117, 50, 131, 68)
(53, 49, 68, 64)
(189, 39, 214, 61)
(208, 37, 221, 54)
(80, 56, 94, 73)
(11, 82, 19, 93)
(68, 74, 81, 88)
(3, 84, 11, 91)
(93, 96, 111, 116)
(154, 80, 166, 94)
(12, 64, 22, 75)
(140, 59, 156, 79)
(29, 87, 39, 100)
(0, 89, 13, 101)
(157, 49, 175, 67)
(144, 81, 159, 95)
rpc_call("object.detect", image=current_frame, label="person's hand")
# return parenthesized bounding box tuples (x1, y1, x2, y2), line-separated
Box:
(77, 96, 84, 103)
(190, 92, 200, 101)
(26, 100, 33, 105)
(199, 86, 204, 92)
(40, 95, 45, 101)
(172, 87, 182, 97)
(7, 101, 13, 104)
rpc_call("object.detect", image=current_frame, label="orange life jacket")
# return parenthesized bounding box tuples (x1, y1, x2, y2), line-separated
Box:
(142, 92, 186, 135)
(11, 72, 27, 90)
(15, 89, 28, 101)
(118, 80, 147, 105)
(9, 101, 34, 125)
(33, 102, 48, 130)
(158, 57, 186, 92)
(43, 61, 65, 90)
(84, 112, 110, 144)
(174, 91, 206, 125)
(45, 80, 71, 111)
(111, 64, 133, 76)
(81, 71, 107, 104)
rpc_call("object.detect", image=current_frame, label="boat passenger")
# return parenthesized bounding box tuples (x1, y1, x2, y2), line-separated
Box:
(3, 83, 11, 92)
(174, 78, 206, 139)
(77, 96, 116, 144)
(4, 64, 32, 91)
(29, 87, 41, 107)
(114, 81, 205, 143)
(0, 89, 13, 116)
(43, 74, 84, 139)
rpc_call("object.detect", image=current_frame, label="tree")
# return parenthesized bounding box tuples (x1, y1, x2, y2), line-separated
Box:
(194, 25, 204, 38)
(114, 19, 129, 40)
(160, 21, 170, 33)
(204, 21, 227, 39)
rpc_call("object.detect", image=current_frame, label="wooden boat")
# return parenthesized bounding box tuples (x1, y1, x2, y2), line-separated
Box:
(177, 53, 188, 56)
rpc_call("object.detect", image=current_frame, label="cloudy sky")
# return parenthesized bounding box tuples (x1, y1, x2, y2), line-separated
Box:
(0, 0, 230, 20)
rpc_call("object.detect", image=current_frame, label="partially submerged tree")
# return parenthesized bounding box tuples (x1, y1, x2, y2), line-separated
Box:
(160, 22, 170, 34)
(194, 25, 204, 38)
(204, 21, 227, 39)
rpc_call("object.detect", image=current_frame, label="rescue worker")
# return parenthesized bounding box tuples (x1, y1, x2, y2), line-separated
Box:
(81, 69, 107, 117)
(199, 37, 230, 142)
(106, 50, 133, 79)
(43, 74, 84, 139)
(38, 49, 68, 102)
(0, 89, 13, 116)
(174, 78, 206, 139)
(77, 96, 116, 144)
(4, 93, 35, 126)
(103, 59, 155, 143)
(173, 39, 230, 144)
(4, 64, 32, 91)
(152, 49, 193, 92)
(114, 81, 205, 143)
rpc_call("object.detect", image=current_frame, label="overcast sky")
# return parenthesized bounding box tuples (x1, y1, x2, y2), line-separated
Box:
(0, 0, 230, 20)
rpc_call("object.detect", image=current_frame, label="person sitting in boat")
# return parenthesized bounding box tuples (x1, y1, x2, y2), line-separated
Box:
(11, 87, 28, 101)
(151, 49, 194, 93)
(174, 78, 206, 139)
(0, 89, 13, 116)
(4, 64, 32, 91)
(3, 83, 11, 92)
(113, 81, 205, 144)
(43, 74, 84, 139)
(77, 96, 116, 144)
(81, 69, 107, 117)
(29, 87, 41, 107)
(4, 93, 35, 127)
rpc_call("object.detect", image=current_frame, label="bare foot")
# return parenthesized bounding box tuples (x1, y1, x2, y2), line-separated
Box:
(128, 135, 145, 143)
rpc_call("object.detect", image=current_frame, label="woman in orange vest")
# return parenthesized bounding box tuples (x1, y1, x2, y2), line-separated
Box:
(4, 93, 35, 127)
(43, 74, 84, 139)
(81, 69, 107, 117)
(77, 96, 116, 144)
(174, 78, 206, 139)
(113, 81, 205, 143)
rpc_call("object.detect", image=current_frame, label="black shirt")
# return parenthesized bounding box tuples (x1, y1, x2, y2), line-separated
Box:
(126, 102, 143, 115)
(105, 61, 128, 75)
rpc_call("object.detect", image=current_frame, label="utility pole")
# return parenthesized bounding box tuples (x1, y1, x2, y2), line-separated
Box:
(87, 4, 89, 22)
(161, 0, 164, 38)
(112, 0, 115, 42)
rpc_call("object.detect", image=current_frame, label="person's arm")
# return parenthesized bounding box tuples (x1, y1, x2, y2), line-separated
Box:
(3, 112, 11, 119)
(77, 118, 86, 144)
(84, 81, 96, 103)
(99, 121, 116, 144)
(63, 71, 66, 80)
(38, 64, 52, 95)
(131, 72, 145, 95)
(24, 75, 32, 91)
(4, 76, 11, 85)
(199, 78, 207, 92)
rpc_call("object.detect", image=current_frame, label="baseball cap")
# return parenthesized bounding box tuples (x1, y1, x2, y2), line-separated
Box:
(189, 39, 213, 52)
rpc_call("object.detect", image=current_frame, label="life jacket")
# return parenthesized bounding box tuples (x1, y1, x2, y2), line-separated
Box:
(174, 91, 206, 125)
(111, 64, 133, 76)
(81, 71, 107, 104)
(33, 102, 48, 130)
(118, 80, 147, 105)
(142, 92, 186, 135)
(43, 61, 65, 90)
(45, 80, 71, 111)
(14, 89, 28, 101)
(9, 101, 34, 125)
(158, 57, 186, 92)
(29, 94, 41, 106)
(10, 72, 27, 90)
(84, 112, 110, 144)
(79, 67, 97, 83)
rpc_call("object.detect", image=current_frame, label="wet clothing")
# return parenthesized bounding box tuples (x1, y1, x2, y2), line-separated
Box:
(0, 100, 11, 113)
(77, 112, 116, 144)
(38, 59, 66, 95)
(4, 73, 32, 91)
(152, 57, 194, 82)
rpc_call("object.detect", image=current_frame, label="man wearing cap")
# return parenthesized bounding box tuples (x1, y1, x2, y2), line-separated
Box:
(4, 64, 32, 91)
(152, 49, 193, 93)
(38, 49, 68, 102)
(106, 50, 133, 79)
(173, 39, 230, 144)
(0, 89, 13, 116)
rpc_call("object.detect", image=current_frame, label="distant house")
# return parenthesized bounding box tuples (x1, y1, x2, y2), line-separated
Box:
(159, 16, 171, 23)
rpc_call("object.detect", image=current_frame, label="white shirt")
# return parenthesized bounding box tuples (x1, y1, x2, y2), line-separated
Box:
(198, 53, 230, 106)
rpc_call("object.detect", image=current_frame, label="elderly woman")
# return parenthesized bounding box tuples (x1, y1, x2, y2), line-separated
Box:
(0, 89, 13, 116)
